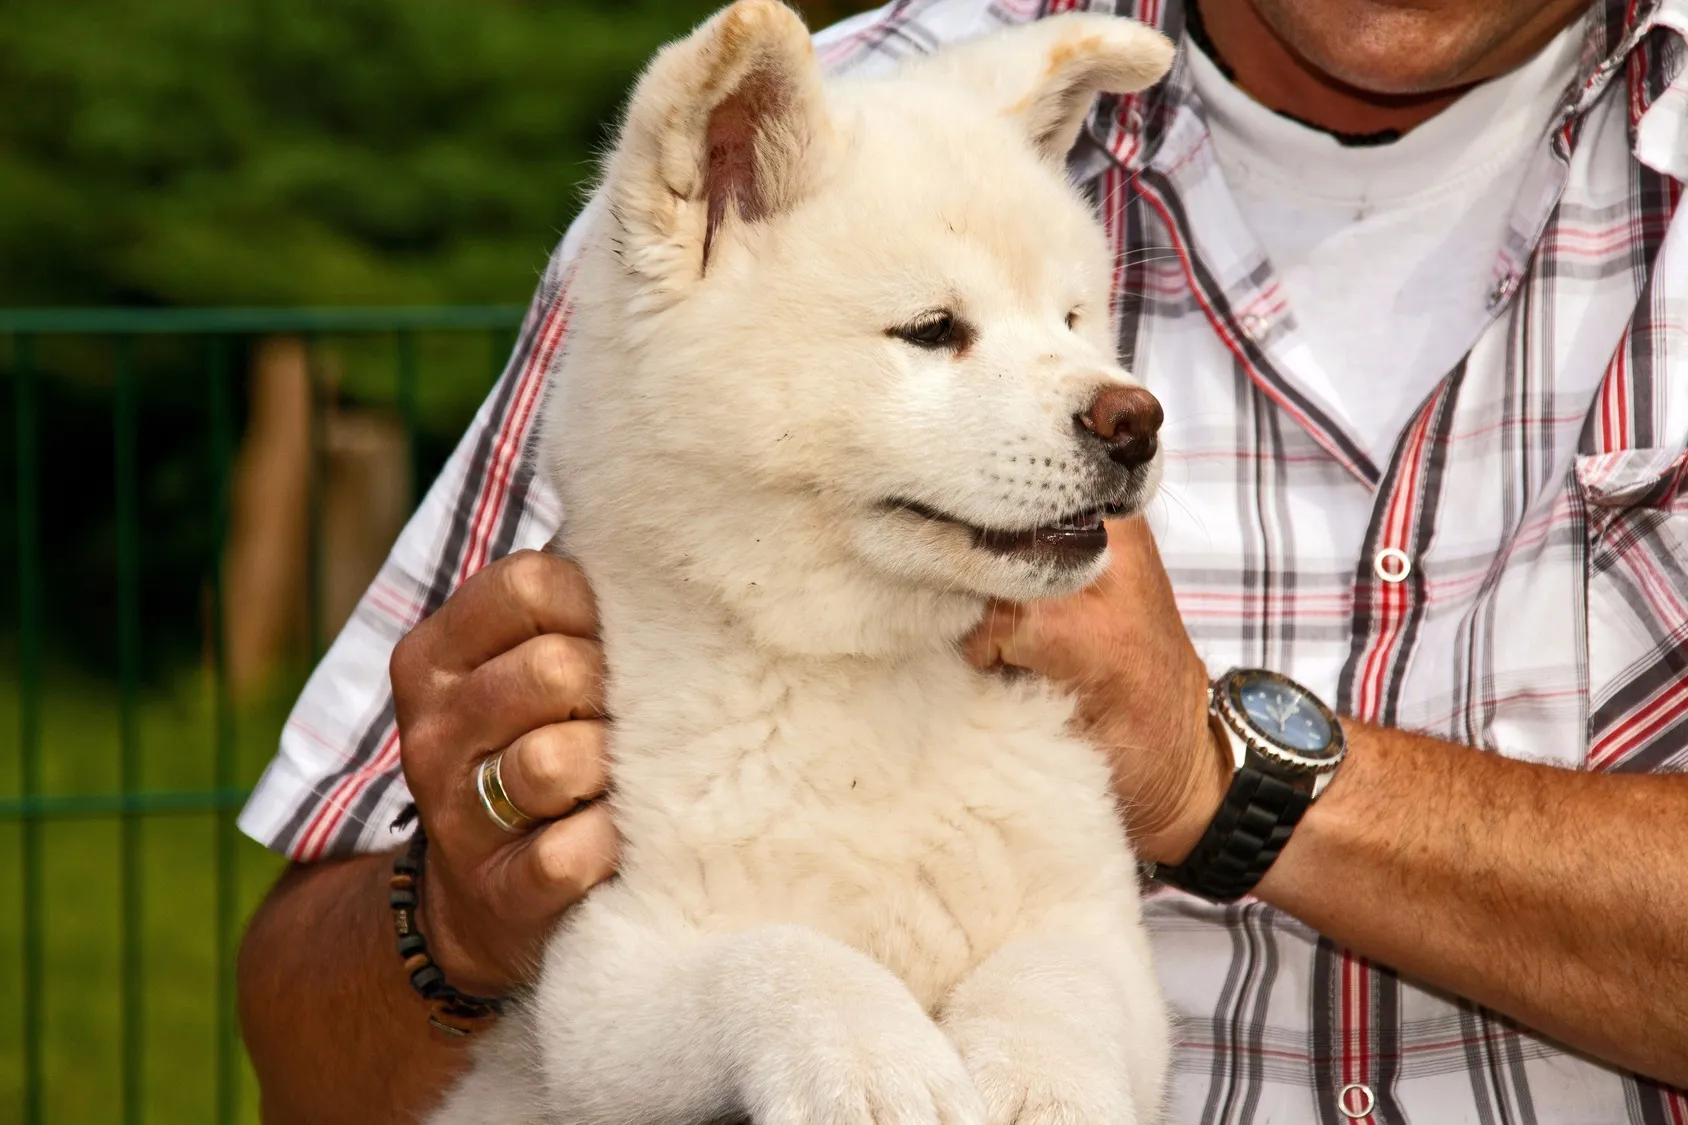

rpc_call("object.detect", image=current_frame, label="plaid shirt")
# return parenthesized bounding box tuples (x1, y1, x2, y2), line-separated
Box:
(240, 0, 1688, 1120)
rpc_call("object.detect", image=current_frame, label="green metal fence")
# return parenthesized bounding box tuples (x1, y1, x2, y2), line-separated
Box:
(2, 306, 524, 1124)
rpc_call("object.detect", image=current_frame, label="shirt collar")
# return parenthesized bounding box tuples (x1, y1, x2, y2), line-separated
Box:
(1079, 0, 1688, 181)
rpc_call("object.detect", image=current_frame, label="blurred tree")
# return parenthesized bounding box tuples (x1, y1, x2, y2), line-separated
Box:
(0, 0, 879, 309)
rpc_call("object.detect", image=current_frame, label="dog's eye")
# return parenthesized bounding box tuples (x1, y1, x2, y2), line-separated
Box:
(1066, 309, 1081, 330)
(892, 313, 958, 349)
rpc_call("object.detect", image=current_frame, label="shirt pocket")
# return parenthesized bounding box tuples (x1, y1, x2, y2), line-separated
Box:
(1574, 447, 1688, 773)
(1576, 447, 1688, 516)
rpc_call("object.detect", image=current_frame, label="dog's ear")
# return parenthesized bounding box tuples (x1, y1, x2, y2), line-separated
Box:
(605, 0, 831, 281)
(923, 14, 1174, 161)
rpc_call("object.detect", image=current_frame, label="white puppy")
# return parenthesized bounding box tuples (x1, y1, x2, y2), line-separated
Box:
(430, 3, 1176, 1123)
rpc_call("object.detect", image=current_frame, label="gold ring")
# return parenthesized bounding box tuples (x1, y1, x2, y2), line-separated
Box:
(475, 752, 536, 834)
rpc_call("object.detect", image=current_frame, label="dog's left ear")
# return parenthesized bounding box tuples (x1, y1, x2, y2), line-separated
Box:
(603, 0, 832, 281)
(922, 14, 1175, 161)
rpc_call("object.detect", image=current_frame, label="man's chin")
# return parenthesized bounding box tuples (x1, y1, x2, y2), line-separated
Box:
(1252, 0, 1584, 96)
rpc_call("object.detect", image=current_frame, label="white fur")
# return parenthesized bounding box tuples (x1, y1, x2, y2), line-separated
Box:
(429, 4, 1176, 1123)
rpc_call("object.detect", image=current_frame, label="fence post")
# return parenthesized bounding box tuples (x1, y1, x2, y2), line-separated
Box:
(303, 334, 324, 663)
(115, 335, 146, 1125)
(208, 335, 240, 1125)
(396, 329, 419, 500)
(15, 331, 44, 1125)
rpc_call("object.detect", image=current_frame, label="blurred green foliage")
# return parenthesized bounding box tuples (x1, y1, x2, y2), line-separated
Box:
(0, 663, 296, 1125)
(0, 0, 880, 678)
(0, 0, 876, 309)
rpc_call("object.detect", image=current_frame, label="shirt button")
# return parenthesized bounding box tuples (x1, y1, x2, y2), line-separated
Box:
(1374, 547, 1412, 584)
(1240, 313, 1269, 340)
(1488, 273, 1519, 308)
(1339, 1082, 1376, 1119)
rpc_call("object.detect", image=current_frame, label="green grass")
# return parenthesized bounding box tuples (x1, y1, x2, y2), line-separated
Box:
(0, 659, 302, 1125)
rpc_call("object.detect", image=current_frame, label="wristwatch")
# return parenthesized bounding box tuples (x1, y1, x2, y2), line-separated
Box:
(1153, 668, 1347, 902)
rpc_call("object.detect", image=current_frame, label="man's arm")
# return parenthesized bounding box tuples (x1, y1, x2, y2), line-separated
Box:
(240, 854, 464, 1123)
(1256, 723, 1688, 1088)
(969, 517, 1688, 1088)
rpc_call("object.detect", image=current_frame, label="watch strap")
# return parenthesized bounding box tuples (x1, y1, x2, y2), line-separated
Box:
(1153, 764, 1312, 903)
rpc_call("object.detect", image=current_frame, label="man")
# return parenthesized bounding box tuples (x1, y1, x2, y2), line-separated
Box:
(236, 0, 1688, 1122)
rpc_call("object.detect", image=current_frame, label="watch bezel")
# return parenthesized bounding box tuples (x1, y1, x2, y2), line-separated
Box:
(1212, 668, 1347, 775)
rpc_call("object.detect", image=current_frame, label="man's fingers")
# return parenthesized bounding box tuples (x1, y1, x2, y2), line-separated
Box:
(498, 721, 609, 821)
(1105, 516, 1181, 604)
(454, 633, 607, 754)
(401, 550, 599, 676)
(508, 803, 620, 917)
(1105, 514, 1156, 554)
(423, 801, 617, 990)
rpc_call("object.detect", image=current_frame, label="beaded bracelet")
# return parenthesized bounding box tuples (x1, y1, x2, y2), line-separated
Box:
(390, 807, 506, 1037)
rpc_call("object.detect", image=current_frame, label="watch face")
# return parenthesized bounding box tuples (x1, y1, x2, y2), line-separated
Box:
(1232, 673, 1336, 757)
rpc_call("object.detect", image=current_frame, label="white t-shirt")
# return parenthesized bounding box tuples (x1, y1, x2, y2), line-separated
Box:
(1187, 23, 1584, 464)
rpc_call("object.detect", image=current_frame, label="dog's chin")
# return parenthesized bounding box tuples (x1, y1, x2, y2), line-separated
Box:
(969, 545, 1112, 602)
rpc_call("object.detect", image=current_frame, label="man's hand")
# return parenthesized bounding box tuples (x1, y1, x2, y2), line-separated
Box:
(391, 548, 620, 995)
(964, 516, 1229, 865)
(241, 549, 619, 1124)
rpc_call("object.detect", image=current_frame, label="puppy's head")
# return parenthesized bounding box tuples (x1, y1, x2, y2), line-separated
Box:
(551, 1, 1174, 653)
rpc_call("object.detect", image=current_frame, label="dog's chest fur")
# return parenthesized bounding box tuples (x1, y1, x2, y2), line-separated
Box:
(604, 630, 1140, 1007)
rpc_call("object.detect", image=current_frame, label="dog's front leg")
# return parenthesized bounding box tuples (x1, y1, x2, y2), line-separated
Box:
(528, 908, 986, 1125)
(938, 931, 1168, 1125)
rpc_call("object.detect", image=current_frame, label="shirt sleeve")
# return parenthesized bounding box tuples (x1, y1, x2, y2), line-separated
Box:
(238, 0, 1009, 860)
(236, 240, 575, 859)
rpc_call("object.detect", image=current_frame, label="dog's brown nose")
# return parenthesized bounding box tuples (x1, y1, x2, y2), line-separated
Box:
(1078, 383, 1163, 468)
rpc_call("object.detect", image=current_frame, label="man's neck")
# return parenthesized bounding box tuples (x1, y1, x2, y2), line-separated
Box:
(1193, 0, 1577, 138)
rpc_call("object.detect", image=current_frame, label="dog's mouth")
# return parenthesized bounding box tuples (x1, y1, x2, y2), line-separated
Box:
(887, 498, 1135, 564)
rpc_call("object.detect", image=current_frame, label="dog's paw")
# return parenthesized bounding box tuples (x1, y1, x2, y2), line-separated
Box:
(968, 1068, 1135, 1125)
(948, 1024, 1138, 1125)
(742, 1004, 986, 1125)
